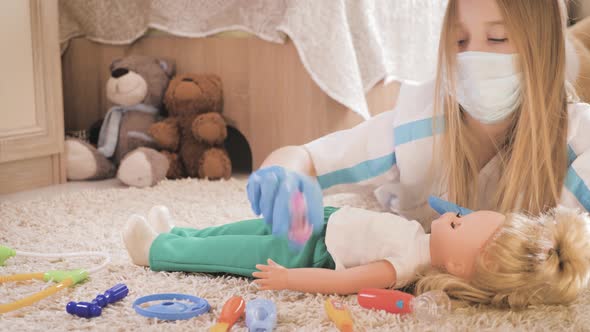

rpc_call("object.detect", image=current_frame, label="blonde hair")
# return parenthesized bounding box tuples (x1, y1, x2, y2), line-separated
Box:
(434, 0, 570, 215)
(415, 207, 590, 309)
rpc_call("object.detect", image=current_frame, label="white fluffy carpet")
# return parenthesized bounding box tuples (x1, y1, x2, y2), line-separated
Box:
(1, 178, 590, 331)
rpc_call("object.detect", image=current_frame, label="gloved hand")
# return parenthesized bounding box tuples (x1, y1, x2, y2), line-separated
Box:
(428, 195, 473, 216)
(247, 166, 324, 236)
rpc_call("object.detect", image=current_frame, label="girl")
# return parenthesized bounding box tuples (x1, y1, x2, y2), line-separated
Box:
(247, 0, 590, 235)
(123, 204, 590, 309)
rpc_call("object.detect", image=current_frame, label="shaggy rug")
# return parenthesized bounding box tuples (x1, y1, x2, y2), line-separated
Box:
(1, 178, 589, 331)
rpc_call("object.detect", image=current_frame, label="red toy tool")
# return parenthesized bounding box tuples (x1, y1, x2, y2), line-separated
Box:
(357, 288, 450, 321)
(210, 296, 246, 332)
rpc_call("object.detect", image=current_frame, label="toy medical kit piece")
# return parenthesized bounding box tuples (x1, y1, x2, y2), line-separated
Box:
(288, 191, 312, 251)
(133, 293, 210, 320)
(210, 296, 246, 332)
(428, 195, 474, 216)
(245, 298, 277, 332)
(66, 283, 129, 318)
(0, 245, 111, 314)
(324, 299, 354, 332)
(357, 288, 451, 321)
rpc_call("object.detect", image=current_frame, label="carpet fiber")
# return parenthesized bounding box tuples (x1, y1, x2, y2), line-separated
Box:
(1, 178, 589, 331)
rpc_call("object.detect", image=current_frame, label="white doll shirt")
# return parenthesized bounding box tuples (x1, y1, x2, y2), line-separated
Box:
(324, 207, 431, 288)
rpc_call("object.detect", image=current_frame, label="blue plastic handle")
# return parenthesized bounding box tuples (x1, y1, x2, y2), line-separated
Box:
(67, 283, 129, 318)
(428, 196, 473, 216)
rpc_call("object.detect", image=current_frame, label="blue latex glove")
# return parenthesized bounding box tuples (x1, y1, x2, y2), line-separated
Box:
(428, 195, 473, 216)
(247, 166, 324, 236)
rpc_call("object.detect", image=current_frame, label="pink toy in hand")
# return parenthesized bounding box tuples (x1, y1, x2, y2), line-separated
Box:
(288, 191, 313, 251)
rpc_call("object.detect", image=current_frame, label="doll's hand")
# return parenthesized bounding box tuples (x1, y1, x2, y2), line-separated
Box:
(252, 259, 289, 291)
(247, 166, 324, 236)
(428, 196, 473, 216)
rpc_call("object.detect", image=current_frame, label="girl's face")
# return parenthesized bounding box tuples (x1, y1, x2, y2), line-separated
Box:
(456, 0, 516, 54)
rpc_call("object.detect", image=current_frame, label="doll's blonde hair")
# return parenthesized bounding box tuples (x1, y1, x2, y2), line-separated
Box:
(434, 0, 570, 215)
(415, 207, 590, 309)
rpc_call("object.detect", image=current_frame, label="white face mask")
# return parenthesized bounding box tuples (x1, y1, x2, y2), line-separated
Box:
(455, 52, 522, 124)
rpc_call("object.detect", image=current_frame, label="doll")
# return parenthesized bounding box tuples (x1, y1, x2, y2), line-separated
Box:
(123, 205, 590, 310)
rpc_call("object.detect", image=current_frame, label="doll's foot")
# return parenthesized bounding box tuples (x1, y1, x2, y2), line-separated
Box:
(123, 214, 157, 266)
(147, 205, 174, 233)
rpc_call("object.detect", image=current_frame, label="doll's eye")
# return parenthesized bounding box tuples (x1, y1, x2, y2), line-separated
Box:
(456, 212, 462, 218)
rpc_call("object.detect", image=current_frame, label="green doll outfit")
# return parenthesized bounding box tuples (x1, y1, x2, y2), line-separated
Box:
(149, 207, 339, 277)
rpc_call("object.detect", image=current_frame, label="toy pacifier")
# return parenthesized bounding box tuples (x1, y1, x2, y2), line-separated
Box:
(245, 298, 277, 332)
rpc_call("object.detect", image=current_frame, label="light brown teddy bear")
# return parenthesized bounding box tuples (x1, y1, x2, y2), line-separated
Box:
(65, 55, 175, 187)
(148, 74, 232, 180)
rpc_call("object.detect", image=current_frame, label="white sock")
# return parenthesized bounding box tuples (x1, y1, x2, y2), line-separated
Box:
(147, 205, 174, 233)
(123, 214, 157, 266)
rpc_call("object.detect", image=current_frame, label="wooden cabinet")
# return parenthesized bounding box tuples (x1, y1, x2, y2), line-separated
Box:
(0, 0, 65, 194)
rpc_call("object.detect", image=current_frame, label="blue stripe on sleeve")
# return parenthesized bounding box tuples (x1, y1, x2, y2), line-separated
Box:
(568, 145, 576, 167)
(564, 144, 590, 211)
(317, 152, 397, 190)
(564, 167, 590, 211)
(394, 117, 444, 147)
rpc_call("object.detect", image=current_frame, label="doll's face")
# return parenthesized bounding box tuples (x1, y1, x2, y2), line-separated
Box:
(430, 210, 505, 279)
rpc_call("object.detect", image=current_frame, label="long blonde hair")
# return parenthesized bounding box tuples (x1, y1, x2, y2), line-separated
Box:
(435, 0, 570, 215)
(415, 207, 590, 309)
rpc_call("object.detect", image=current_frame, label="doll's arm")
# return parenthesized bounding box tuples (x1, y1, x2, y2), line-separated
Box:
(149, 118, 180, 151)
(253, 259, 396, 295)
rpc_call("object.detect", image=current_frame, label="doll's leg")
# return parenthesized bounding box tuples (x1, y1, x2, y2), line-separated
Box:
(150, 207, 340, 277)
(149, 228, 334, 277)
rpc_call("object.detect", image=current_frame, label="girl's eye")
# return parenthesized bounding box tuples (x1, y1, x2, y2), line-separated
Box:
(457, 39, 467, 46)
(456, 212, 462, 218)
(489, 38, 508, 43)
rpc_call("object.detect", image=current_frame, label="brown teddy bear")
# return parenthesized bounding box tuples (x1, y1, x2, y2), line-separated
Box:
(65, 55, 175, 187)
(148, 73, 232, 180)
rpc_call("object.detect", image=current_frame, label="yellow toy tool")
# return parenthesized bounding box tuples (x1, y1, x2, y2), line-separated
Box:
(0, 245, 110, 314)
(324, 299, 354, 332)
